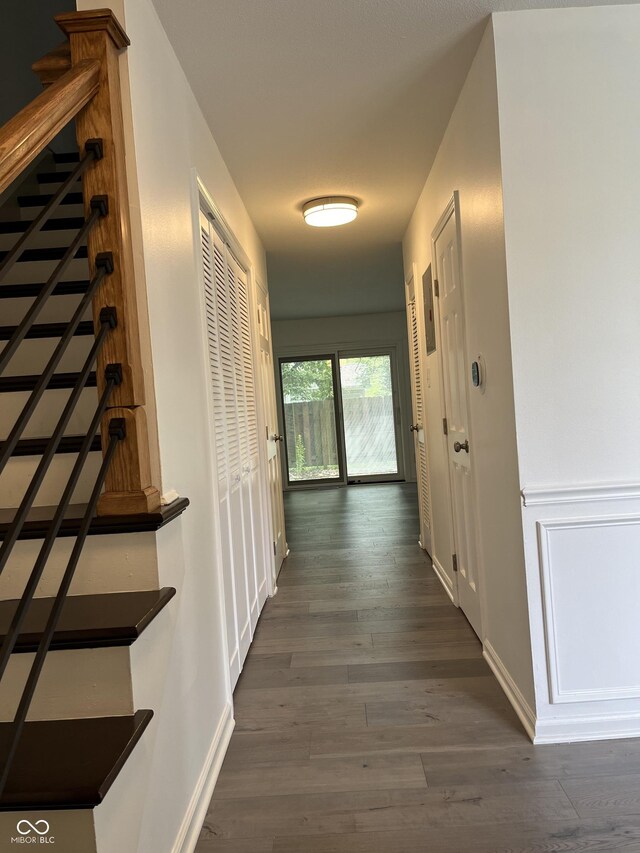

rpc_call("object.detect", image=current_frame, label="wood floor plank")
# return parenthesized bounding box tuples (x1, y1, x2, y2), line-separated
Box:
(196, 837, 274, 853)
(365, 694, 513, 728)
(309, 718, 529, 758)
(221, 730, 311, 768)
(353, 780, 578, 833)
(232, 674, 511, 710)
(289, 640, 482, 669)
(421, 741, 640, 787)
(251, 633, 374, 654)
(371, 625, 477, 647)
(308, 593, 449, 613)
(255, 615, 467, 640)
(347, 656, 491, 683)
(213, 754, 427, 799)
(272, 818, 640, 853)
(561, 772, 640, 817)
(234, 699, 367, 734)
(238, 664, 349, 690)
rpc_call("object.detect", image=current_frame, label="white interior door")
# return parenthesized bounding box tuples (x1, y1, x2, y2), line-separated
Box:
(257, 285, 287, 576)
(234, 257, 269, 627)
(200, 210, 270, 687)
(405, 273, 432, 553)
(200, 211, 243, 686)
(433, 202, 482, 637)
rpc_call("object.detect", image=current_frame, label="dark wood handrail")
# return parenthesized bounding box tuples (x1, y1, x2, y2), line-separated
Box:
(0, 59, 100, 195)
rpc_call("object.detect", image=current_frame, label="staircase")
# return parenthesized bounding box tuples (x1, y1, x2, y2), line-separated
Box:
(0, 11, 188, 848)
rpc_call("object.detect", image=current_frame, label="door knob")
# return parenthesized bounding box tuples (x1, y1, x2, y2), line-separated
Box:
(272, 433, 283, 442)
(454, 440, 469, 453)
(409, 424, 420, 432)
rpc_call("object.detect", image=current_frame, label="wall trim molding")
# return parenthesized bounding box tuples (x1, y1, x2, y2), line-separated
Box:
(534, 710, 640, 745)
(537, 514, 640, 703)
(431, 555, 455, 603)
(522, 482, 640, 506)
(483, 639, 536, 741)
(172, 703, 234, 853)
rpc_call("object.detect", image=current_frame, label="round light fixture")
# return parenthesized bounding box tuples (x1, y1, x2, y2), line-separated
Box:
(303, 197, 358, 228)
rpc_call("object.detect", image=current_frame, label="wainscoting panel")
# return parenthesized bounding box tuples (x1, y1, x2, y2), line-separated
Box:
(537, 513, 640, 704)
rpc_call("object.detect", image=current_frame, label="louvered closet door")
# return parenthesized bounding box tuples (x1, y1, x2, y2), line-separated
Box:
(200, 211, 243, 686)
(220, 244, 253, 668)
(227, 255, 260, 640)
(235, 260, 269, 616)
(200, 210, 270, 687)
(406, 276, 432, 553)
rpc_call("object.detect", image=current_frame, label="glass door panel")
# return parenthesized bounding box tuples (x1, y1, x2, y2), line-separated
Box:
(339, 354, 399, 479)
(280, 357, 342, 484)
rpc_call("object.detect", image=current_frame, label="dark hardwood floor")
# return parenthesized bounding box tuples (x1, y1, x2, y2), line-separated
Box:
(196, 483, 640, 852)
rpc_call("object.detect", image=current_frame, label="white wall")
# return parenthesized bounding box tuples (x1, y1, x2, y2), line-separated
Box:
(272, 311, 416, 484)
(494, 4, 640, 742)
(77, 0, 268, 848)
(403, 22, 535, 722)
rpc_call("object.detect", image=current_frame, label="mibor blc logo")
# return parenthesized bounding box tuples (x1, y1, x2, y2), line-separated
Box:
(10, 820, 55, 845)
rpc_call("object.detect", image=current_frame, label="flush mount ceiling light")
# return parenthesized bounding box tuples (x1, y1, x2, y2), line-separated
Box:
(303, 197, 358, 227)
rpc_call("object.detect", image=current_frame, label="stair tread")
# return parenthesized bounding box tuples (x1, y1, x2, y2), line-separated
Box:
(0, 711, 152, 810)
(0, 372, 97, 392)
(12, 435, 102, 457)
(0, 280, 89, 299)
(0, 217, 85, 234)
(0, 588, 175, 652)
(0, 497, 190, 540)
(17, 192, 83, 208)
(0, 321, 94, 340)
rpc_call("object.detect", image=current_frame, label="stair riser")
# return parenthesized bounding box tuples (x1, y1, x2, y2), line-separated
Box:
(0, 228, 84, 251)
(0, 257, 88, 285)
(0, 533, 159, 599)
(0, 294, 89, 325)
(0, 452, 103, 509)
(20, 202, 84, 221)
(3, 336, 93, 378)
(0, 647, 132, 722)
(0, 387, 98, 441)
(34, 180, 80, 197)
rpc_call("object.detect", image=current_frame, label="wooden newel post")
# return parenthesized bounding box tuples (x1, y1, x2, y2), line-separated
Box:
(56, 10, 161, 515)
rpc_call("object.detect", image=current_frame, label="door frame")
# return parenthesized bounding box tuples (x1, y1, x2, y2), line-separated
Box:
(431, 192, 484, 633)
(278, 353, 346, 488)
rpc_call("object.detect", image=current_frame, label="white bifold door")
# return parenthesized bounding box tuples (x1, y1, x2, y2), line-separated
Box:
(200, 210, 269, 688)
(405, 274, 432, 553)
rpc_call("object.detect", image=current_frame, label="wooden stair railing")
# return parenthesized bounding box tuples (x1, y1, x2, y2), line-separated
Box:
(1, 9, 162, 516)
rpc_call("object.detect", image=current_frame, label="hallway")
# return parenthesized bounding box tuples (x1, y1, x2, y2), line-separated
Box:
(197, 484, 640, 852)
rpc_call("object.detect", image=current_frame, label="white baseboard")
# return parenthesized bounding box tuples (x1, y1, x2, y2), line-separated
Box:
(171, 703, 235, 853)
(431, 555, 455, 603)
(483, 640, 536, 742)
(534, 711, 640, 744)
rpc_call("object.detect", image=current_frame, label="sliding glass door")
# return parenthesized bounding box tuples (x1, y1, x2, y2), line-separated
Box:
(280, 356, 343, 485)
(339, 353, 400, 481)
(279, 349, 403, 488)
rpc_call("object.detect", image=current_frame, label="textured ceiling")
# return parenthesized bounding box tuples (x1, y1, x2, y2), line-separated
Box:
(151, 0, 633, 318)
